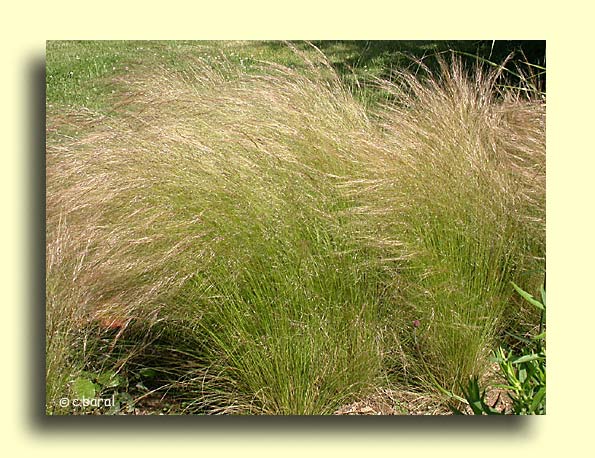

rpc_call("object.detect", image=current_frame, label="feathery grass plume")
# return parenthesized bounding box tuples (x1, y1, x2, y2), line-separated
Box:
(46, 52, 388, 414)
(45, 216, 91, 413)
(353, 55, 545, 394)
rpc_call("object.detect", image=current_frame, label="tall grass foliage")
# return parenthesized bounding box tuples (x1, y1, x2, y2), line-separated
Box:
(46, 48, 545, 414)
(358, 57, 545, 393)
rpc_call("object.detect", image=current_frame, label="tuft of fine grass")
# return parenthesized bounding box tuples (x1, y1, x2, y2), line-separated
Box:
(47, 55, 387, 414)
(354, 56, 545, 393)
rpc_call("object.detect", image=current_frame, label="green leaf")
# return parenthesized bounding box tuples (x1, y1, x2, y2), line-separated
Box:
(78, 370, 94, 380)
(532, 331, 546, 341)
(530, 387, 546, 413)
(469, 400, 485, 415)
(511, 282, 545, 311)
(97, 370, 123, 388)
(518, 368, 527, 384)
(503, 330, 534, 345)
(459, 376, 503, 415)
(139, 368, 158, 378)
(513, 354, 544, 364)
(493, 347, 506, 361)
(73, 377, 97, 399)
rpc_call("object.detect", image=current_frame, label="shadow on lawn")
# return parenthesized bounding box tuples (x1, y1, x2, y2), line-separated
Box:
(258, 40, 545, 92)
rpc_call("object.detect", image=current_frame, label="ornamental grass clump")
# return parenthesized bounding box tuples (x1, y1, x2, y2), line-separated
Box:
(355, 57, 545, 393)
(46, 47, 545, 413)
(47, 56, 387, 414)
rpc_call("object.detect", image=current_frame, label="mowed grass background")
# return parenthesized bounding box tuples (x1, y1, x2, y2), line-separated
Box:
(46, 40, 545, 415)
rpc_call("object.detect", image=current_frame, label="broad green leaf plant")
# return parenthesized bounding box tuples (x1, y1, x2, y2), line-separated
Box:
(454, 281, 546, 415)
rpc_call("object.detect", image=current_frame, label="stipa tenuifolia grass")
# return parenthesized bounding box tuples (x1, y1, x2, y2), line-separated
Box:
(355, 57, 545, 394)
(46, 49, 544, 414)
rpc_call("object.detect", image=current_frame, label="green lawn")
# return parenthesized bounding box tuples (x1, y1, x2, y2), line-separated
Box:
(47, 40, 545, 110)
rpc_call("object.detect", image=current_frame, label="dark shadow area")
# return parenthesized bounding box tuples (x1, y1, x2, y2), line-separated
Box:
(34, 412, 532, 437)
(259, 40, 545, 95)
(28, 53, 46, 425)
(308, 40, 545, 71)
